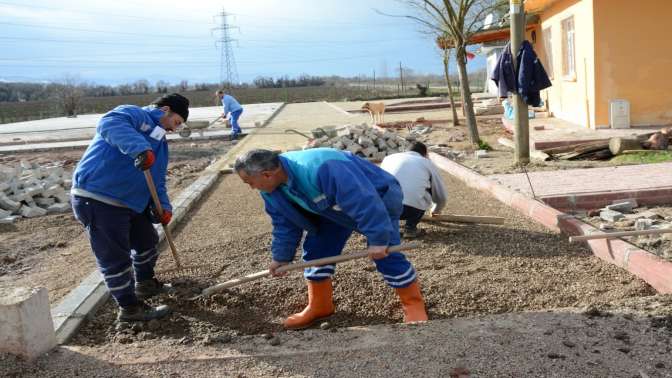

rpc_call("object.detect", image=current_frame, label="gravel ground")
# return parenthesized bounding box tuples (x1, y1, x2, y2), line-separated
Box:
(69, 170, 657, 348)
(0, 139, 234, 303)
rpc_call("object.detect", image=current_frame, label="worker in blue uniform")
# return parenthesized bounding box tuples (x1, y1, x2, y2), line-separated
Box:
(234, 148, 428, 329)
(71, 93, 190, 323)
(215, 89, 243, 139)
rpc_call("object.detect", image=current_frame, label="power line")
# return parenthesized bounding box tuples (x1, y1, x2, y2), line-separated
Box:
(0, 1, 208, 25)
(0, 21, 210, 40)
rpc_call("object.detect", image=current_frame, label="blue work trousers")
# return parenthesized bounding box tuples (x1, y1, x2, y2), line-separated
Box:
(230, 109, 243, 136)
(72, 195, 159, 307)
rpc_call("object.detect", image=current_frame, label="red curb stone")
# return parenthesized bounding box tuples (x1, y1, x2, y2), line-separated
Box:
(429, 152, 672, 293)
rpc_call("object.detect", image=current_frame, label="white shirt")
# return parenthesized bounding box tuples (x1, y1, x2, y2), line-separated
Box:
(381, 151, 447, 213)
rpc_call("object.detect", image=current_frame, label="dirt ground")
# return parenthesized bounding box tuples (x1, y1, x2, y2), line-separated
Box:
(0, 139, 235, 304)
(581, 205, 672, 262)
(411, 116, 645, 176)
(67, 170, 660, 349)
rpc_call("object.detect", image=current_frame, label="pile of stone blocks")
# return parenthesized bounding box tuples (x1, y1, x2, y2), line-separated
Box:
(304, 123, 414, 161)
(0, 161, 72, 224)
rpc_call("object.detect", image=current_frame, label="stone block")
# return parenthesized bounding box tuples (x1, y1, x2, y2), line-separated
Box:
(357, 136, 373, 147)
(0, 193, 21, 212)
(346, 144, 362, 154)
(0, 208, 10, 218)
(635, 219, 653, 231)
(475, 150, 489, 159)
(373, 151, 387, 161)
(362, 146, 379, 157)
(386, 139, 398, 149)
(606, 201, 635, 214)
(0, 287, 56, 359)
(20, 205, 47, 218)
(337, 126, 353, 137)
(62, 179, 72, 189)
(43, 185, 65, 198)
(600, 209, 624, 222)
(47, 203, 71, 214)
(0, 216, 19, 224)
(35, 197, 55, 207)
(0, 182, 9, 192)
(19, 160, 32, 170)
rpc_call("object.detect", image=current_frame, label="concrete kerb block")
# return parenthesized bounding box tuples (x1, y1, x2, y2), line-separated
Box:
(0, 287, 56, 359)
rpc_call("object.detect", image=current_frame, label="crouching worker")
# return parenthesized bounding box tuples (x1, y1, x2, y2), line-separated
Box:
(381, 142, 447, 238)
(71, 93, 190, 323)
(234, 148, 428, 329)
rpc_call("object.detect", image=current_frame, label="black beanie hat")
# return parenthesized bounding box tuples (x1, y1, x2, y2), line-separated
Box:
(152, 93, 190, 122)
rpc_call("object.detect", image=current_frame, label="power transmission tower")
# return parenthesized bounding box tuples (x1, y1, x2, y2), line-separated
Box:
(213, 8, 239, 89)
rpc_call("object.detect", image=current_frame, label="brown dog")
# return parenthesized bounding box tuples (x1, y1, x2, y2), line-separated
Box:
(362, 102, 385, 125)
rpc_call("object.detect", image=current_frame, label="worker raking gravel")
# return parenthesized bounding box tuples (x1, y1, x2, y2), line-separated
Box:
(70, 93, 190, 324)
(234, 148, 428, 329)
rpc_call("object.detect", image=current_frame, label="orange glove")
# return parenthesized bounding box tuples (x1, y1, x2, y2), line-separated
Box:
(134, 150, 155, 171)
(159, 210, 172, 225)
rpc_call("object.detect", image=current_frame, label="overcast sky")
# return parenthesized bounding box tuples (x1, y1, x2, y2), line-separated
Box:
(0, 0, 486, 85)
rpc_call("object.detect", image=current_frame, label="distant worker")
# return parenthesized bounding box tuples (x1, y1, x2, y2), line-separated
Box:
(71, 93, 190, 323)
(234, 148, 428, 329)
(381, 142, 447, 238)
(215, 89, 243, 140)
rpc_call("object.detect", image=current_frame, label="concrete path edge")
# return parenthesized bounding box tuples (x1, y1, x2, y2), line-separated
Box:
(429, 152, 672, 294)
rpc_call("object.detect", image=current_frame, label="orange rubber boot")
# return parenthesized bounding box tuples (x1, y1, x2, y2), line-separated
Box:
(394, 280, 428, 323)
(283, 278, 335, 330)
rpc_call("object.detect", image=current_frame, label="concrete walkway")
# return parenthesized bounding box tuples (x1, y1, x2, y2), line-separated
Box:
(0, 103, 282, 145)
(489, 162, 672, 197)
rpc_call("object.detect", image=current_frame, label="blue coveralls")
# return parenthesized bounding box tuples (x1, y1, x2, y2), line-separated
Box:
(221, 94, 243, 136)
(262, 148, 417, 288)
(70, 105, 172, 307)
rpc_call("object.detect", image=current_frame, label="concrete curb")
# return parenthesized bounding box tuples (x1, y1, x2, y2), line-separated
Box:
(260, 103, 286, 127)
(323, 101, 355, 117)
(429, 152, 672, 293)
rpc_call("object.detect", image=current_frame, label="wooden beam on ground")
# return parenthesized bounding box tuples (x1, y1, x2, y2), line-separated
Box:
(498, 137, 549, 161)
(422, 214, 505, 225)
(569, 228, 672, 243)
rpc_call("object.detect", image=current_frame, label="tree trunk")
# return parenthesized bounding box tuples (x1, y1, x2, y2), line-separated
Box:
(456, 48, 479, 145)
(609, 137, 642, 155)
(442, 49, 459, 126)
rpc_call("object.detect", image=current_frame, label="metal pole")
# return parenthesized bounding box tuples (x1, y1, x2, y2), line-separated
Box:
(510, 0, 530, 164)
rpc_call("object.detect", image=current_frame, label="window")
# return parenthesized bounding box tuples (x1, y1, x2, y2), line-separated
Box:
(561, 16, 576, 79)
(542, 27, 554, 79)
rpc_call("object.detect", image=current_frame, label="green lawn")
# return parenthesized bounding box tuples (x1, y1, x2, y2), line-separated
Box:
(611, 150, 672, 164)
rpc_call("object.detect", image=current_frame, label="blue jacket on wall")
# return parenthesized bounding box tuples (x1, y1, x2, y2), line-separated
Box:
(491, 41, 552, 107)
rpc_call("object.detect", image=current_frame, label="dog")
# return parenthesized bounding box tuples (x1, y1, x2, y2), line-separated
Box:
(361, 102, 385, 125)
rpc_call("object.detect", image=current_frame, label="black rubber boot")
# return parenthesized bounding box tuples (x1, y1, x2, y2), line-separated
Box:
(135, 278, 174, 300)
(117, 302, 171, 322)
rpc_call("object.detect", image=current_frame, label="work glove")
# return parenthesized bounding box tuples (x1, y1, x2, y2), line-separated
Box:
(367, 245, 389, 260)
(149, 208, 172, 225)
(134, 150, 155, 171)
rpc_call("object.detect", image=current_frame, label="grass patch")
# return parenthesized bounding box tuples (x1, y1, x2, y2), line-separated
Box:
(611, 150, 672, 164)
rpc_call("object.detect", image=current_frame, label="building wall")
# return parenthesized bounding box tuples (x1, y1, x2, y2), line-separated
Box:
(592, 0, 672, 127)
(538, 0, 596, 127)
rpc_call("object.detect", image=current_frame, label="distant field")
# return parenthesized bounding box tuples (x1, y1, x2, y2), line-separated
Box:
(0, 85, 464, 124)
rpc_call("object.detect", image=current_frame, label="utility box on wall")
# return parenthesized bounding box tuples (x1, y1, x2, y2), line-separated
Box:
(610, 99, 630, 129)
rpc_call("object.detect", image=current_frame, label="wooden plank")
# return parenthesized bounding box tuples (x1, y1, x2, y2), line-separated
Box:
(422, 214, 505, 225)
(569, 228, 672, 242)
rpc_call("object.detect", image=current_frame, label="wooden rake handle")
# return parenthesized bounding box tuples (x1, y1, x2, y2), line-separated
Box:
(144, 170, 182, 268)
(200, 242, 421, 297)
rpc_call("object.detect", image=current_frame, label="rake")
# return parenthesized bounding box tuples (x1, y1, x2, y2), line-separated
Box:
(143, 170, 215, 279)
(194, 241, 421, 299)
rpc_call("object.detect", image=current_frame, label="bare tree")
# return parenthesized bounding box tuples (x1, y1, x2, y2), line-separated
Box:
(55, 75, 84, 117)
(437, 38, 460, 125)
(394, 0, 506, 145)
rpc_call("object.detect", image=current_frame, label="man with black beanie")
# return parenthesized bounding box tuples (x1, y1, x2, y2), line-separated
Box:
(71, 93, 189, 323)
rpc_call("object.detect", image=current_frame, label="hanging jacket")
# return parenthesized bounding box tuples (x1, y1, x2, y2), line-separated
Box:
(517, 40, 552, 107)
(491, 41, 552, 107)
(71, 105, 171, 214)
(491, 42, 517, 99)
(261, 148, 403, 262)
